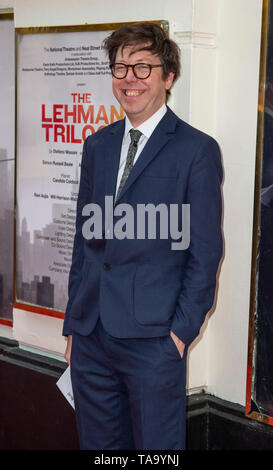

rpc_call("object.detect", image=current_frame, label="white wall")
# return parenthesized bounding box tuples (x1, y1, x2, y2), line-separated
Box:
(0, 1, 13, 8)
(207, 0, 263, 405)
(0, 0, 263, 406)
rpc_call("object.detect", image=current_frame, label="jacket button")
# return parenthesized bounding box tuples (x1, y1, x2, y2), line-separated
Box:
(104, 262, 111, 270)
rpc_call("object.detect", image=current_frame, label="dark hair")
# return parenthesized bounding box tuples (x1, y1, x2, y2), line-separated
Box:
(103, 22, 181, 98)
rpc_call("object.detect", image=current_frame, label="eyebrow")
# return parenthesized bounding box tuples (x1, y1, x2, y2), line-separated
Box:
(116, 59, 151, 63)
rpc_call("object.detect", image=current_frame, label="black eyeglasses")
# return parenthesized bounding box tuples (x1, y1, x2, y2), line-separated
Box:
(110, 63, 163, 79)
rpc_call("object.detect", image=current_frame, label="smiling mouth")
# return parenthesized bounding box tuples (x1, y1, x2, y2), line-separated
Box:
(123, 90, 144, 96)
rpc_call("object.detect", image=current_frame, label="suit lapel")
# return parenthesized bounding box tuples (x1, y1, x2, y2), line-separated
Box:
(115, 107, 178, 204)
(104, 118, 125, 199)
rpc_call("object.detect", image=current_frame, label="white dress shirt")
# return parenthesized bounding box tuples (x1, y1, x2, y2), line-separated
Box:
(115, 104, 167, 197)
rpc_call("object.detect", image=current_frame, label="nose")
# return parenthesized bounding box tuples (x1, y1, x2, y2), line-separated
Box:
(125, 66, 137, 81)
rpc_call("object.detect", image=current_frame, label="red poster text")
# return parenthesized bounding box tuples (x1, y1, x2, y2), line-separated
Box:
(41, 93, 124, 143)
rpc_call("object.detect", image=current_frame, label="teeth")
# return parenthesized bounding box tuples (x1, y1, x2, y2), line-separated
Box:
(125, 90, 141, 96)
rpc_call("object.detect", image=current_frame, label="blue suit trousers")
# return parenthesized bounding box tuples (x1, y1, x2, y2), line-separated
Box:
(70, 316, 187, 450)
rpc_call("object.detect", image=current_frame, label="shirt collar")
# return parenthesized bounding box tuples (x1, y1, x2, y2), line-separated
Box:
(124, 103, 167, 140)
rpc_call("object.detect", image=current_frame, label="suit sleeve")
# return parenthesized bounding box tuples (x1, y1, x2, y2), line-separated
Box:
(170, 137, 223, 346)
(62, 138, 92, 336)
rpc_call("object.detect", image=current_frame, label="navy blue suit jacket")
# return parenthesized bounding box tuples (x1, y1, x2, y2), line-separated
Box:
(63, 106, 223, 346)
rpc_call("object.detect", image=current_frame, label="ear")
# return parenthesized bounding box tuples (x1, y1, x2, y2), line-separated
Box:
(165, 72, 175, 91)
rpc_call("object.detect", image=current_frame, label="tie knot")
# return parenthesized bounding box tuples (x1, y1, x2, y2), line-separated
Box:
(129, 129, 142, 146)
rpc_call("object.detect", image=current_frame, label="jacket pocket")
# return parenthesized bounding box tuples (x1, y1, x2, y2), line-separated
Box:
(132, 264, 182, 327)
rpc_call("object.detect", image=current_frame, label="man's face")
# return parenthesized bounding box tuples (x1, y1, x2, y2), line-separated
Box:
(112, 44, 174, 127)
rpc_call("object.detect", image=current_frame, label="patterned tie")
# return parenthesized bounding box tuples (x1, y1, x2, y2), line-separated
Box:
(115, 129, 142, 201)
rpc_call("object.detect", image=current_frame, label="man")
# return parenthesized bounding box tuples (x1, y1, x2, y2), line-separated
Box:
(63, 22, 223, 450)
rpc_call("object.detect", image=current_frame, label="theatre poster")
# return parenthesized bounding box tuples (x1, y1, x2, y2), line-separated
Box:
(15, 25, 124, 315)
(0, 12, 14, 323)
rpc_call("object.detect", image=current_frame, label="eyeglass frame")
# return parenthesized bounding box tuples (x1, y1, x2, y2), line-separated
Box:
(110, 62, 164, 80)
